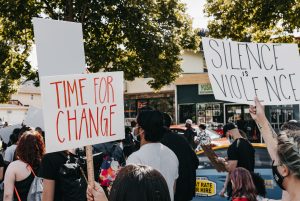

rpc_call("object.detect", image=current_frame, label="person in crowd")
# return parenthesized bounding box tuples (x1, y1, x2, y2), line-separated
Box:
(126, 110, 179, 201)
(161, 113, 199, 201)
(3, 122, 8, 128)
(4, 128, 20, 162)
(122, 127, 135, 159)
(281, 120, 300, 131)
(230, 167, 257, 201)
(215, 124, 224, 136)
(93, 141, 125, 166)
(218, 123, 255, 198)
(199, 124, 206, 134)
(4, 126, 32, 163)
(3, 131, 45, 201)
(250, 97, 300, 201)
(87, 164, 171, 201)
(35, 127, 45, 141)
(183, 119, 197, 149)
(39, 149, 78, 201)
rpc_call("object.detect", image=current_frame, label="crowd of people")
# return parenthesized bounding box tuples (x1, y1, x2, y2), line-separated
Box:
(0, 98, 298, 201)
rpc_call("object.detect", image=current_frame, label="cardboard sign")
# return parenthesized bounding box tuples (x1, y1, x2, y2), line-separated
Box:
(23, 106, 44, 130)
(32, 18, 86, 77)
(40, 72, 124, 153)
(202, 37, 300, 105)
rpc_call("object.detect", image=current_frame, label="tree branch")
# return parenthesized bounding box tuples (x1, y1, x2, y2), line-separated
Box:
(80, 2, 89, 24)
(41, 0, 58, 19)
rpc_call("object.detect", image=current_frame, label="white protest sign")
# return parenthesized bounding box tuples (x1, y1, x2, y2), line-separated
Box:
(33, 18, 86, 77)
(40, 72, 124, 153)
(202, 37, 300, 105)
(23, 106, 44, 130)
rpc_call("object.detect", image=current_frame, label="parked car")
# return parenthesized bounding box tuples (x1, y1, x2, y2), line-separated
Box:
(193, 143, 282, 201)
(170, 125, 229, 147)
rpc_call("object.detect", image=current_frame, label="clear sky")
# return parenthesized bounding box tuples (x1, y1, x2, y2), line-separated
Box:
(181, 0, 208, 29)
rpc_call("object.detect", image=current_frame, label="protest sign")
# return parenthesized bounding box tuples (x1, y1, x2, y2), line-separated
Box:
(32, 18, 86, 77)
(202, 37, 300, 105)
(40, 72, 124, 153)
(23, 106, 44, 130)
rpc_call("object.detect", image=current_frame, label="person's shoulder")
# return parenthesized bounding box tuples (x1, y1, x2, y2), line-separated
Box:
(161, 144, 178, 161)
(6, 160, 25, 171)
(126, 151, 141, 164)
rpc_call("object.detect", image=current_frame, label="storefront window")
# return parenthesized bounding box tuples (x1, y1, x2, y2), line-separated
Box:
(124, 99, 137, 118)
(269, 105, 294, 130)
(196, 103, 223, 128)
(125, 97, 174, 119)
(225, 104, 260, 142)
(179, 104, 196, 124)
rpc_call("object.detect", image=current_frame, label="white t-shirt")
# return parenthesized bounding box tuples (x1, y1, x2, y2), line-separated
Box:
(127, 143, 179, 201)
(4, 144, 17, 162)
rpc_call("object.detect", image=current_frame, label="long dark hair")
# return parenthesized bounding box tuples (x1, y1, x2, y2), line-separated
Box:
(15, 131, 45, 172)
(109, 164, 171, 201)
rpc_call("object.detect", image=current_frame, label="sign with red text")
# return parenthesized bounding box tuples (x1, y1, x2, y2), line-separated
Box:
(202, 37, 300, 105)
(40, 72, 124, 153)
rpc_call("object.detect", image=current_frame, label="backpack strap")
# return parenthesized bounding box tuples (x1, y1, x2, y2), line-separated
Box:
(14, 186, 21, 201)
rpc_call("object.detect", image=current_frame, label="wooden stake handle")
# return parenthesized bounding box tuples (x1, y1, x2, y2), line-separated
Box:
(85, 145, 94, 187)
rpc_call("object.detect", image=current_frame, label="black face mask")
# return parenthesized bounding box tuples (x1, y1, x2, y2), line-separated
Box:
(272, 161, 286, 190)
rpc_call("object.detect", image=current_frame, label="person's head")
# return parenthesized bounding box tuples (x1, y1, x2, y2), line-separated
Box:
(272, 132, 300, 191)
(18, 125, 32, 140)
(199, 124, 206, 131)
(15, 131, 45, 171)
(281, 120, 300, 131)
(109, 164, 171, 201)
(9, 128, 21, 145)
(185, 119, 193, 129)
(223, 123, 240, 139)
(136, 110, 165, 144)
(230, 167, 257, 201)
(162, 112, 172, 128)
(130, 120, 137, 128)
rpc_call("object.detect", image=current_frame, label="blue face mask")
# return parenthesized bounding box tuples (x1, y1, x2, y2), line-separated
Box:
(272, 161, 286, 190)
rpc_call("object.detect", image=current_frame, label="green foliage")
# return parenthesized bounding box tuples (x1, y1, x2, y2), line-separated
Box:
(204, 0, 300, 45)
(0, 0, 199, 103)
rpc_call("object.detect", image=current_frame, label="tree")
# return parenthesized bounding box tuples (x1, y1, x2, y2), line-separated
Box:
(0, 0, 200, 102)
(204, 0, 300, 45)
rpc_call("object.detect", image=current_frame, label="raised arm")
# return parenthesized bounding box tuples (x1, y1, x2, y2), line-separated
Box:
(249, 97, 278, 161)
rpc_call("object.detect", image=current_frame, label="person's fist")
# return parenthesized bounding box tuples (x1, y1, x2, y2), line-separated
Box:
(249, 97, 267, 123)
(86, 182, 108, 201)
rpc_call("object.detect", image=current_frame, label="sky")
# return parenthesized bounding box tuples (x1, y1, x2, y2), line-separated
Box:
(28, 1, 207, 68)
(181, 0, 208, 29)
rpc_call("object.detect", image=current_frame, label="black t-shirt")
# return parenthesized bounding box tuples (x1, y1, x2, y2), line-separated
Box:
(183, 128, 197, 149)
(227, 138, 255, 172)
(161, 130, 199, 201)
(38, 152, 68, 201)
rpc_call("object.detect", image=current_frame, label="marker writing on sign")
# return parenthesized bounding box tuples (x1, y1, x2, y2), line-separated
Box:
(50, 76, 117, 143)
(208, 39, 284, 71)
(212, 73, 300, 102)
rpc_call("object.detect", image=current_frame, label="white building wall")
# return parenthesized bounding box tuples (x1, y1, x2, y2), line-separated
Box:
(11, 93, 42, 108)
(0, 107, 28, 125)
(125, 78, 175, 94)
